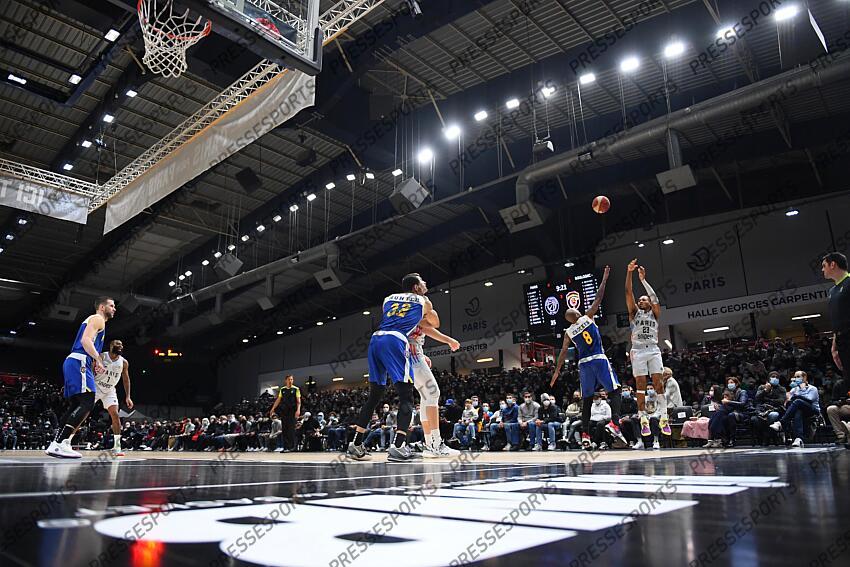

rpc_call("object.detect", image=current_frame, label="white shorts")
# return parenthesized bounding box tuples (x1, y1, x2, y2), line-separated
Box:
(631, 346, 663, 377)
(411, 355, 439, 406)
(95, 384, 119, 409)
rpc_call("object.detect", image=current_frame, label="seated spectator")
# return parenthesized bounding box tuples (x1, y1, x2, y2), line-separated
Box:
(299, 412, 322, 451)
(407, 404, 424, 445)
(452, 399, 477, 448)
(771, 370, 820, 448)
(363, 413, 384, 451)
(324, 412, 347, 450)
(662, 367, 684, 409)
(618, 386, 640, 446)
(533, 394, 561, 451)
(750, 372, 786, 446)
(488, 395, 520, 451)
(518, 391, 540, 450)
(563, 391, 584, 447)
(706, 377, 750, 448)
(268, 414, 283, 451)
(826, 375, 849, 447)
(588, 391, 611, 449)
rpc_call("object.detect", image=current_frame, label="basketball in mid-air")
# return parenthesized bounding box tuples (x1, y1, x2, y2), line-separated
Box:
(592, 195, 610, 214)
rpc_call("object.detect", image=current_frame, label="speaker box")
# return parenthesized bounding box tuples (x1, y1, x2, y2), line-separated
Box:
(48, 304, 79, 321)
(498, 202, 549, 234)
(314, 267, 349, 290)
(657, 165, 697, 194)
(389, 177, 430, 214)
(214, 253, 244, 279)
(235, 167, 261, 194)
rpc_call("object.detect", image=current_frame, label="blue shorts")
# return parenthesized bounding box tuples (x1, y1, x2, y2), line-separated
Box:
(579, 357, 620, 398)
(63, 356, 95, 397)
(367, 334, 412, 386)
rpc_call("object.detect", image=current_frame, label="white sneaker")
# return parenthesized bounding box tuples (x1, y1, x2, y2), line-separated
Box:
(532, 444, 542, 451)
(769, 421, 782, 432)
(652, 439, 660, 450)
(547, 444, 555, 451)
(424, 441, 460, 458)
(791, 438, 804, 448)
(45, 440, 81, 459)
(633, 439, 644, 450)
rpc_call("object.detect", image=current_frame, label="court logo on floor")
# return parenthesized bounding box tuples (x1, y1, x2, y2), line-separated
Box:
(63, 474, 786, 567)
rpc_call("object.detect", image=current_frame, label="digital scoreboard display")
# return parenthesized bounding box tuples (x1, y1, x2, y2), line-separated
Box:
(524, 273, 602, 333)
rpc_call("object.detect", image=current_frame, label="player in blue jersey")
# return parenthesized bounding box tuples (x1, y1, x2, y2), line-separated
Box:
(550, 267, 627, 449)
(46, 296, 116, 459)
(348, 273, 455, 462)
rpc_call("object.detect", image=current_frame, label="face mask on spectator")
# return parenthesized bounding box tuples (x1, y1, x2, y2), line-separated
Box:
(543, 400, 550, 407)
(483, 405, 490, 412)
(727, 383, 736, 391)
(769, 377, 780, 386)
(622, 391, 631, 399)
(472, 400, 478, 407)
(506, 398, 515, 405)
(646, 388, 656, 398)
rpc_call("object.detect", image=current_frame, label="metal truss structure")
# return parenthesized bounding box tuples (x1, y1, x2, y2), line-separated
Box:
(1, 1, 385, 213)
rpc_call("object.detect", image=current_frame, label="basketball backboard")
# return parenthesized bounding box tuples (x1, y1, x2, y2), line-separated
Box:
(183, 0, 322, 75)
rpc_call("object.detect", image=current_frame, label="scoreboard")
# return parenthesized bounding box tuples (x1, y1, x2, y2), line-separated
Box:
(524, 273, 602, 334)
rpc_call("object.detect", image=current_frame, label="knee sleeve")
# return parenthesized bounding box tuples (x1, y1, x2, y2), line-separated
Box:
(396, 382, 415, 431)
(415, 373, 440, 407)
(356, 382, 386, 429)
(68, 392, 95, 426)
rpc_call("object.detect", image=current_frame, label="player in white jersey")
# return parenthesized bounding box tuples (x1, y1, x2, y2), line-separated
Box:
(625, 259, 663, 412)
(409, 313, 461, 458)
(94, 339, 133, 456)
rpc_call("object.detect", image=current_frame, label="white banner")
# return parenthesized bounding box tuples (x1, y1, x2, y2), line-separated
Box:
(663, 282, 831, 325)
(0, 175, 88, 224)
(104, 71, 316, 234)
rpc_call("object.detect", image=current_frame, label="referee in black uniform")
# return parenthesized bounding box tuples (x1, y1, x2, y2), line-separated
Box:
(269, 374, 300, 452)
(823, 252, 850, 373)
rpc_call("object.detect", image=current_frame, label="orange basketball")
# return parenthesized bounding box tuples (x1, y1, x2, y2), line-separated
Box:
(592, 195, 610, 214)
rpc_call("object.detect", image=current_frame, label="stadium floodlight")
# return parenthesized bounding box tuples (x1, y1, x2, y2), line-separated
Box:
(69, 74, 82, 85)
(541, 85, 555, 98)
(272, 214, 282, 222)
(579, 72, 596, 85)
(474, 110, 488, 121)
(443, 124, 461, 140)
(391, 169, 403, 177)
(716, 26, 735, 39)
(775, 5, 799, 21)
(418, 148, 433, 163)
(306, 193, 317, 202)
(62, 163, 74, 171)
(105, 29, 121, 41)
(325, 182, 335, 190)
(81, 140, 92, 148)
(346, 173, 356, 181)
(289, 204, 298, 212)
(505, 98, 520, 109)
(256, 224, 265, 233)
(201, 260, 209, 266)
(620, 56, 640, 72)
(664, 41, 685, 58)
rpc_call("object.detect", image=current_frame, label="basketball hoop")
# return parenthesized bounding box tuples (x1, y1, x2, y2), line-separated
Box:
(137, 0, 211, 78)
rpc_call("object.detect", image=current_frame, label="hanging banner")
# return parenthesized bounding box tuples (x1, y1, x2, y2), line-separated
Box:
(0, 175, 88, 225)
(104, 70, 316, 234)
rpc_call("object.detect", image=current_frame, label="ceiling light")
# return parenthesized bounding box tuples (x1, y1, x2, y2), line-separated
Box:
(184, 270, 192, 277)
(4, 234, 13, 241)
(125, 89, 138, 97)
(362, 310, 370, 315)
(178, 274, 185, 280)
(69, 74, 82, 85)
(664, 339, 673, 349)
(443, 124, 461, 140)
(325, 182, 336, 190)
(662, 238, 674, 245)
(564, 261, 575, 268)
(102, 113, 114, 123)
(306, 193, 317, 202)
(476, 357, 494, 363)
(365, 172, 375, 180)
(242, 338, 249, 343)
(62, 163, 74, 171)
(716, 26, 735, 39)
(168, 281, 176, 287)
(346, 173, 356, 181)
(785, 208, 799, 217)
(541, 85, 555, 98)
(27, 321, 36, 326)
(443, 289, 449, 294)
(213, 251, 222, 258)
(276, 330, 284, 335)
(775, 5, 799, 21)
(7, 73, 27, 85)
(81, 139, 92, 148)
(664, 41, 685, 58)
(241, 234, 249, 242)
(474, 110, 488, 121)
(288, 326, 292, 330)
(16, 217, 27, 225)
(289, 204, 298, 212)
(638, 243, 645, 248)
(9, 330, 17, 335)
(272, 214, 282, 223)
(332, 377, 344, 382)
(227, 244, 236, 251)
(391, 169, 403, 177)
(484, 281, 493, 287)
(579, 72, 596, 85)
(620, 56, 640, 72)
(256, 224, 265, 233)
(417, 148, 433, 163)
(201, 259, 209, 266)
(703, 326, 730, 333)
(791, 314, 821, 321)
(517, 269, 526, 274)
(0, 247, 4, 253)
(105, 29, 120, 41)
(316, 321, 324, 326)
(505, 98, 520, 109)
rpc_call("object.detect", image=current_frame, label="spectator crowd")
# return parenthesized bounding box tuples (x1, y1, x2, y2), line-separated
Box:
(1, 335, 848, 453)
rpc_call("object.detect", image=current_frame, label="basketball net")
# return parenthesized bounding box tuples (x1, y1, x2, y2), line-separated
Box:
(137, 0, 211, 78)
